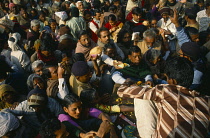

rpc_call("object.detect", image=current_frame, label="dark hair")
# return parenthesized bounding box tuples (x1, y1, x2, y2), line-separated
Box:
(108, 5, 117, 12)
(70, 7, 79, 17)
(70, 53, 85, 65)
(185, 11, 196, 20)
(103, 43, 116, 52)
(185, 27, 199, 40)
(117, 29, 132, 43)
(164, 57, 194, 87)
(199, 31, 210, 45)
(78, 30, 89, 40)
(97, 27, 109, 38)
(0, 56, 13, 79)
(128, 46, 141, 55)
(132, 7, 142, 15)
(93, 9, 101, 16)
(49, 19, 56, 25)
(62, 94, 81, 108)
(83, 9, 91, 16)
(40, 33, 56, 52)
(40, 118, 61, 138)
(205, 2, 210, 9)
(80, 88, 96, 107)
(108, 14, 116, 21)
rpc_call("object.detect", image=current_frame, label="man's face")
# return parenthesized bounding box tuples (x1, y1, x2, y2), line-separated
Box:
(48, 66, 58, 80)
(54, 123, 70, 138)
(99, 31, 110, 44)
(113, 1, 120, 7)
(77, 2, 84, 11)
(145, 37, 155, 48)
(84, 14, 92, 22)
(150, 20, 157, 28)
(128, 52, 141, 65)
(132, 14, 141, 22)
(105, 48, 116, 58)
(33, 77, 45, 89)
(94, 13, 101, 20)
(79, 34, 91, 47)
(34, 65, 44, 76)
(32, 25, 40, 32)
(190, 34, 199, 43)
(162, 13, 169, 21)
(122, 33, 131, 43)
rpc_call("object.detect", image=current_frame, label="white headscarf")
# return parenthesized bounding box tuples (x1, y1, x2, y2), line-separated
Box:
(8, 33, 23, 52)
(0, 112, 20, 137)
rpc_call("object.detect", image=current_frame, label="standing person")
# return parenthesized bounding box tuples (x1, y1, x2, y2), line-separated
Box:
(117, 57, 210, 137)
(89, 9, 101, 34)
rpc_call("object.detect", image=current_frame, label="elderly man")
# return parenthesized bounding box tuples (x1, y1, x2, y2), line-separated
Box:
(137, 29, 161, 55)
(76, 1, 84, 16)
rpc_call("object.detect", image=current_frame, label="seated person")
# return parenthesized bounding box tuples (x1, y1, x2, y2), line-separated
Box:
(58, 94, 117, 138)
(80, 88, 134, 113)
(40, 118, 97, 138)
(112, 46, 153, 85)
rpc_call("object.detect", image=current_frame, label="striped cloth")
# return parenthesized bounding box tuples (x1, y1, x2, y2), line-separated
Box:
(117, 84, 210, 138)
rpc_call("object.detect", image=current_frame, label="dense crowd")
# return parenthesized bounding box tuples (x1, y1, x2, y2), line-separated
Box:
(0, 0, 210, 137)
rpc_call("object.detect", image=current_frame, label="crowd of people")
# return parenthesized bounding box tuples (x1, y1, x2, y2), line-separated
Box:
(0, 0, 210, 137)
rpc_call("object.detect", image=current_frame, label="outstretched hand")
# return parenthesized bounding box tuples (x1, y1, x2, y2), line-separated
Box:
(169, 9, 180, 27)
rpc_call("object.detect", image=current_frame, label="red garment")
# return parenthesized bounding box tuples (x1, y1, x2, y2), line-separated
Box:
(37, 50, 56, 63)
(90, 20, 99, 43)
(104, 21, 122, 30)
(90, 20, 99, 29)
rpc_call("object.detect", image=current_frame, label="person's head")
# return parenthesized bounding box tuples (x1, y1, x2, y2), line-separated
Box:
(206, 2, 210, 11)
(11, 5, 18, 14)
(40, 118, 69, 138)
(108, 14, 117, 26)
(49, 19, 57, 31)
(83, 10, 92, 22)
(104, 43, 116, 58)
(0, 84, 16, 104)
(21, 9, 28, 19)
(32, 60, 45, 76)
(76, 1, 84, 11)
(150, 19, 157, 28)
(70, 7, 79, 17)
(39, 12, 46, 22)
(97, 27, 110, 44)
(199, 31, 210, 45)
(132, 25, 148, 39)
(117, 29, 132, 44)
(143, 29, 156, 48)
(27, 74, 46, 90)
(78, 30, 91, 47)
(93, 9, 101, 20)
(70, 53, 85, 65)
(144, 49, 161, 65)
(71, 61, 92, 83)
(112, 0, 120, 7)
(185, 27, 199, 43)
(31, 19, 40, 32)
(0, 112, 20, 138)
(108, 5, 117, 13)
(165, 57, 193, 88)
(40, 33, 55, 57)
(47, 66, 58, 80)
(62, 94, 82, 119)
(128, 46, 141, 65)
(30, 9, 38, 18)
(179, 42, 201, 62)
(142, 20, 150, 27)
(159, 7, 170, 21)
(132, 7, 142, 23)
(27, 87, 48, 112)
(184, 8, 197, 21)
(80, 88, 98, 107)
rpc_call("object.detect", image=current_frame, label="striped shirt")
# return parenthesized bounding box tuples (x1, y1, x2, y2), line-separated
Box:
(117, 84, 210, 137)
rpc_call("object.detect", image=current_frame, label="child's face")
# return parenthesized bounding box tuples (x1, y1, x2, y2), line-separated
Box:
(50, 22, 57, 30)
(143, 20, 149, 27)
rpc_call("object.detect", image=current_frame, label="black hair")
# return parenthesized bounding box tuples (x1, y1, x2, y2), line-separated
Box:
(40, 118, 61, 138)
(108, 14, 116, 21)
(128, 46, 141, 55)
(103, 43, 116, 52)
(62, 94, 81, 108)
(70, 7, 79, 17)
(40, 33, 56, 52)
(0, 56, 13, 80)
(83, 9, 91, 16)
(78, 30, 89, 40)
(185, 11, 196, 20)
(70, 53, 85, 65)
(97, 27, 109, 38)
(80, 88, 97, 107)
(205, 2, 210, 9)
(164, 57, 194, 88)
(48, 19, 56, 25)
(117, 29, 132, 43)
(93, 9, 101, 16)
(199, 31, 210, 45)
(185, 27, 199, 40)
(108, 5, 117, 12)
(92, 0, 101, 9)
(132, 7, 142, 15)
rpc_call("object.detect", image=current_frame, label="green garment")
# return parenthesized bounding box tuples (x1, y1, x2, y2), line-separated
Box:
(118, 59, 152, 80)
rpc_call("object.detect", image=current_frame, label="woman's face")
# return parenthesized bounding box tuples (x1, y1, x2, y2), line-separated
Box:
(64, 101, 82, 119)
(50, 22, 57, 31)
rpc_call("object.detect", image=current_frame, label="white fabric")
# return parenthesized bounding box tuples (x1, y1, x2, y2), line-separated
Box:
(157, 18, 177, 35)
(192, 68, 203, 85)
(89, 18, 100, 33)
(55, 11, 68, 21)
(57, 78, 69, 99)
(196, 9, 210, 32)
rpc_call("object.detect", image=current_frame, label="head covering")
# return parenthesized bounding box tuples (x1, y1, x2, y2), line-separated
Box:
(0, 16, 15, 31)
(9, 3, 15, 10)
(71, 61, 90, 76)
(8, 33, 22, 52)
(27, 87, 47, 106)
(181, 42, 200, 61)
(159, 7, 171, 15)
(27, 74, 42, 91)
(55, 11, 68, 21)
(0, 84, 16, 100)
(0, 112, 20, 137)
(90, 46, 102, 56)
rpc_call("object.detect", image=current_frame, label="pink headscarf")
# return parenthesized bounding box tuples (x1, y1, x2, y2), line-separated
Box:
(9, 3, 15, 10)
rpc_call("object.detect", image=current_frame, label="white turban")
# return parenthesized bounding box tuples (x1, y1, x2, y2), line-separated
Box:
(0, 112, 20, 137)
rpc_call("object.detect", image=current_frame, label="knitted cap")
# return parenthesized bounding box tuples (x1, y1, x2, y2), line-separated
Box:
(71, 61, 90, 76)
(159, 7, 171, 15)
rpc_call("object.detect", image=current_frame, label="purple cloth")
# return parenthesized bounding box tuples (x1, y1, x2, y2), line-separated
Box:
(58, 108, 102, 127)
